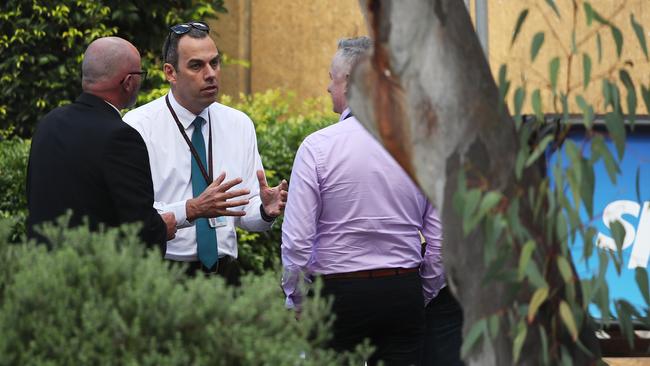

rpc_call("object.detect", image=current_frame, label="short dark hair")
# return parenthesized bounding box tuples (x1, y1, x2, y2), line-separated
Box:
(162, 28, 210, 69)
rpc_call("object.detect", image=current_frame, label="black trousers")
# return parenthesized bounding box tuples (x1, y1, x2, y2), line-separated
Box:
(421, 286, 464, 366)
(322, 272, 425, 366)
(184, 256, 241, 286)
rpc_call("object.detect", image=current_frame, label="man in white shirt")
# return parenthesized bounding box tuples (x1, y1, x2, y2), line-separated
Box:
(124, 21, 288, 284)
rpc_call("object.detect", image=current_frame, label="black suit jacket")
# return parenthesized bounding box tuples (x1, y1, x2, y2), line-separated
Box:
(26, 93, 167, 250)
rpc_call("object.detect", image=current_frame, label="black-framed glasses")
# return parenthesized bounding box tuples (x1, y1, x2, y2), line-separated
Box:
(120, 71, 147, 84)
(163, 21, 210, 63)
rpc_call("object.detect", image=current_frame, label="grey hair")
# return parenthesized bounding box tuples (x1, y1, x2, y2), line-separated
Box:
(163, 27, 210, 69)
(336, 36, 372, 73)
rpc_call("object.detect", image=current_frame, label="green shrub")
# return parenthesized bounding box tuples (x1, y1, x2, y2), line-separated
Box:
(0, 0, 226, 137)
(0, 218, 370, 365)
(0, 137, 29, 242)
(221, 90, 337, 273)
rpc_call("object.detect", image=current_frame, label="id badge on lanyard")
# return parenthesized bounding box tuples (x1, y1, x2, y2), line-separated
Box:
(209, 217, 227, 228)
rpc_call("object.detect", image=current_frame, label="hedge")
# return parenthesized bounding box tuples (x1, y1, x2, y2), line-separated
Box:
(0, 218, 370, 365)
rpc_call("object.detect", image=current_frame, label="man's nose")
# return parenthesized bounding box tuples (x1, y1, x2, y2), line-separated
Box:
(204, 66, 216, 79)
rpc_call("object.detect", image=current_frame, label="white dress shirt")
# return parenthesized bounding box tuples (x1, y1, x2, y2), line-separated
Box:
(123, 91, 272, 260)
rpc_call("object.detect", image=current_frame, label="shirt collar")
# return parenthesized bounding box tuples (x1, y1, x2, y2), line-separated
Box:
(104, 101, 121, 116)
(339, 107, 352, 122)
(168, 90, 210, 130)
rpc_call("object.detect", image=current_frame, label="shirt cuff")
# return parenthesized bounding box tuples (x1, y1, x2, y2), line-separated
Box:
(259, 204, 275, 223)
(168, 200, 189, 227)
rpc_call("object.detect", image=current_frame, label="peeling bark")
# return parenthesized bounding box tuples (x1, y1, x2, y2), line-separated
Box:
(349, 0, 600, 364)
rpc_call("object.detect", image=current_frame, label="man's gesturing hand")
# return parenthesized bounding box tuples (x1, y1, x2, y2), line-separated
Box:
(257, 170, 289, 218)
(186, 172, 250, 221)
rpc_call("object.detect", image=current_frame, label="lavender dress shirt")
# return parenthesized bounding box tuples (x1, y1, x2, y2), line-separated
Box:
(281, 108, 446, 309)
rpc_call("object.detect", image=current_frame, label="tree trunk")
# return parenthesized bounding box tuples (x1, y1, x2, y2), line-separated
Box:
(348, 0, 600, 364)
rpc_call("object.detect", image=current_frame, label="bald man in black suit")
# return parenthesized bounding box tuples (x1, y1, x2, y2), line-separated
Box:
(27, 37, 176, 250)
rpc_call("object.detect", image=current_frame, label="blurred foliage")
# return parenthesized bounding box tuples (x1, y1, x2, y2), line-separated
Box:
(0, 137, 29, 242)
(0, 218, 371, 365)
(0, 0, 226, 137)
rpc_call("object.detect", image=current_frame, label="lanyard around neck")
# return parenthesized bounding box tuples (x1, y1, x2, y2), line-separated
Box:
(165, 95, 213, 185)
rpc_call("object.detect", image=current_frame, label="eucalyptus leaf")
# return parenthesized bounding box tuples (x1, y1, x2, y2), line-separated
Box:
(519, 240, 536, 279)
(635, 267, 650, 306)
(619, 70, 637, 124)
(631, 14, 649, 60)
(539, 326, 550, 365)
(592, 135, 620, 184)
(604, 112, 626, 160)
(478, 191, 502, 218)
(642, 84, 650, 114)
(460, 318, 487, 358)
(515, 150, 527, 181)
(582, 53, 592, 89)
(462, 189, 482, 235)
(561, 92, 569, 124)
(584, 2, 594, 26)
(549, 57, 560, 93)
(559, 301, 578, 341)
(610, 25, 624, 58)
(513, 320, 527, 363)
(513, 87, 526, 128)
(615, 300, 635, 348)
(580, 160, 595, 217)
(532, 89, 543, 121)
(575, 95, 594, 128)
(488, 314, 500, 339)
(531, 32, 545, 62)
(557, 256, 574, 284)
(527, 287, 549, 322)
(597, 33, 603, 63)
(526, 261, 548, 289)
(611, 220, 626, 273)
(498, 65, 510, 112)
(525, 135, 554, 168)
(511, 9, 529, 47)
(545, 0, 561, 18)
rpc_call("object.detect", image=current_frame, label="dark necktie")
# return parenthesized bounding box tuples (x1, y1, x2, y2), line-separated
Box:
(191, 117, 218, 270)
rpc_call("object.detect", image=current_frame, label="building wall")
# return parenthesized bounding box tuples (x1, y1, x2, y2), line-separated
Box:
(212, 0, 650, 114)
(213, 0, 366, 100)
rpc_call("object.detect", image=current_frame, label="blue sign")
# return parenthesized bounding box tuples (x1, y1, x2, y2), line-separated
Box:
(547, 128, 650, 318)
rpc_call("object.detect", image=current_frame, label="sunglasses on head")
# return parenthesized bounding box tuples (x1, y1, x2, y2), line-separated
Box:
(163, 21, 210, 63)
(170, 21, 210, 35)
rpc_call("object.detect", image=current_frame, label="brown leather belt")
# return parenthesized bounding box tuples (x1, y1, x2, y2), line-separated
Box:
(322, 267, 419, 280)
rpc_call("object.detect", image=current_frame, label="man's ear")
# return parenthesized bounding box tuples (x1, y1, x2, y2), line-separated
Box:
(163, 63, 177, 83)
(122, 75, 134, 92)
(344, 73, 350, 94)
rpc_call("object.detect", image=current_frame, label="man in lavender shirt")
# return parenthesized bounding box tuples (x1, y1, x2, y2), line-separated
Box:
(281, 36, 450, 365)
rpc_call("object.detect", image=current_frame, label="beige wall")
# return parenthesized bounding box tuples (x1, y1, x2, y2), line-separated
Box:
(213, 0, 650, 114)
(213, 0, 366, 101)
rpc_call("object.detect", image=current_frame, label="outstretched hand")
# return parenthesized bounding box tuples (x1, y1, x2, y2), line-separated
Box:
(186, 172, 251, 221)
(257, 170, 288, 218)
